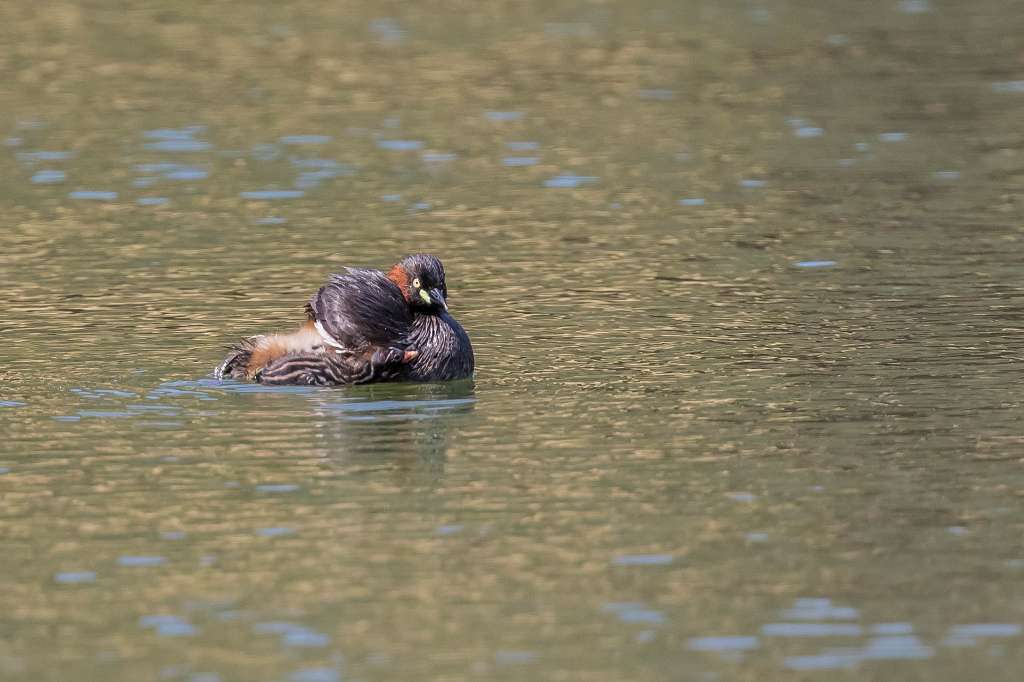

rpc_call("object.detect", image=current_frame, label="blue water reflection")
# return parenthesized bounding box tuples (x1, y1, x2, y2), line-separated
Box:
(503, 156, 539, 166)
(318, 396, 475, 421)
(369, 18, 404, 44)
(611, 554, 674, 566)
(17, 150, 74, 163)
(794, 126, 824, 138)
(376, 139, 423, 151)
(255, 527, 297, 537)
(422, 152, 457, 163)
(55, 571, 97, 584)
(72, 388, 137, 399)
(784, 650, 860, 670)
(118, 555, 166, 567)
(255, 484, 300, 493)
(879, 132, 908, 143)
(253, 622, 329, 647)
(898, 0, 932, 14)
(763, 623, 863, 636)
(485, 111, 524, 121)
(290, 158, 347, 170)
(944, 623, 1022, 647)
(139, 615, 198, 637)
(31, 170, 65, 184)
(992, 80, 1024, 93)
(144, 126, 205, 140)
(872, 623, 914, 635)
(55, 380, 476, 442)
(69, 190, 118, 201)
(602, 602, 666, 624)
(240, 190, 305, 200)
(682, 597, 1021, 673)
(687, 636, 759, 651)
(781, 598, 859, 621)
(544, 174, 598, 188)
(280, 135, 332, 145)
(861, 635, 933, 659)
(145, 140, 212, 152)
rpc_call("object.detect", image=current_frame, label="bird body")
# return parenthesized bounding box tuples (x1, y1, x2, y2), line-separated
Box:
(215, 254, 473, 385)
(404, 311, 475, 382)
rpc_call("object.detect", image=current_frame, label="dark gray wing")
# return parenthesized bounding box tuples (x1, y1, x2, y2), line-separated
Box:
(306, 268, 412, 350)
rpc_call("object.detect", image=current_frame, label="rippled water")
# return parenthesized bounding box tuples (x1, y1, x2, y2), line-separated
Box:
(2, 1, 1024, 679)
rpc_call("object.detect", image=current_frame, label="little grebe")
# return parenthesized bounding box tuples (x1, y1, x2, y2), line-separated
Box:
(215, 254, 474, 385)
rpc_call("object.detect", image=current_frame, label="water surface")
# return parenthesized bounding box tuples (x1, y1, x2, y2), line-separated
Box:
(2, 1, 1024, 680)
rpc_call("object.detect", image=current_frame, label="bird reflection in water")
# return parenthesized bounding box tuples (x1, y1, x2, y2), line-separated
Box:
(304, 380, 476, 481)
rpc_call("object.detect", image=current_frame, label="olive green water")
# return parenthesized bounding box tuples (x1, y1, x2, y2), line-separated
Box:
(2, 1, 1024, 680)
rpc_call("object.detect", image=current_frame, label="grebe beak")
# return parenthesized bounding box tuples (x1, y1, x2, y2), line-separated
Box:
(428, 288, 447, 311)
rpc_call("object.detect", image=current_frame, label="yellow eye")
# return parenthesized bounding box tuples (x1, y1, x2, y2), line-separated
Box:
(412, 278, 421, 288)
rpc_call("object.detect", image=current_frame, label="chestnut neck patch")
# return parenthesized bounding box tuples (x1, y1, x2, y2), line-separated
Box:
(387, 264, 411, 301)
